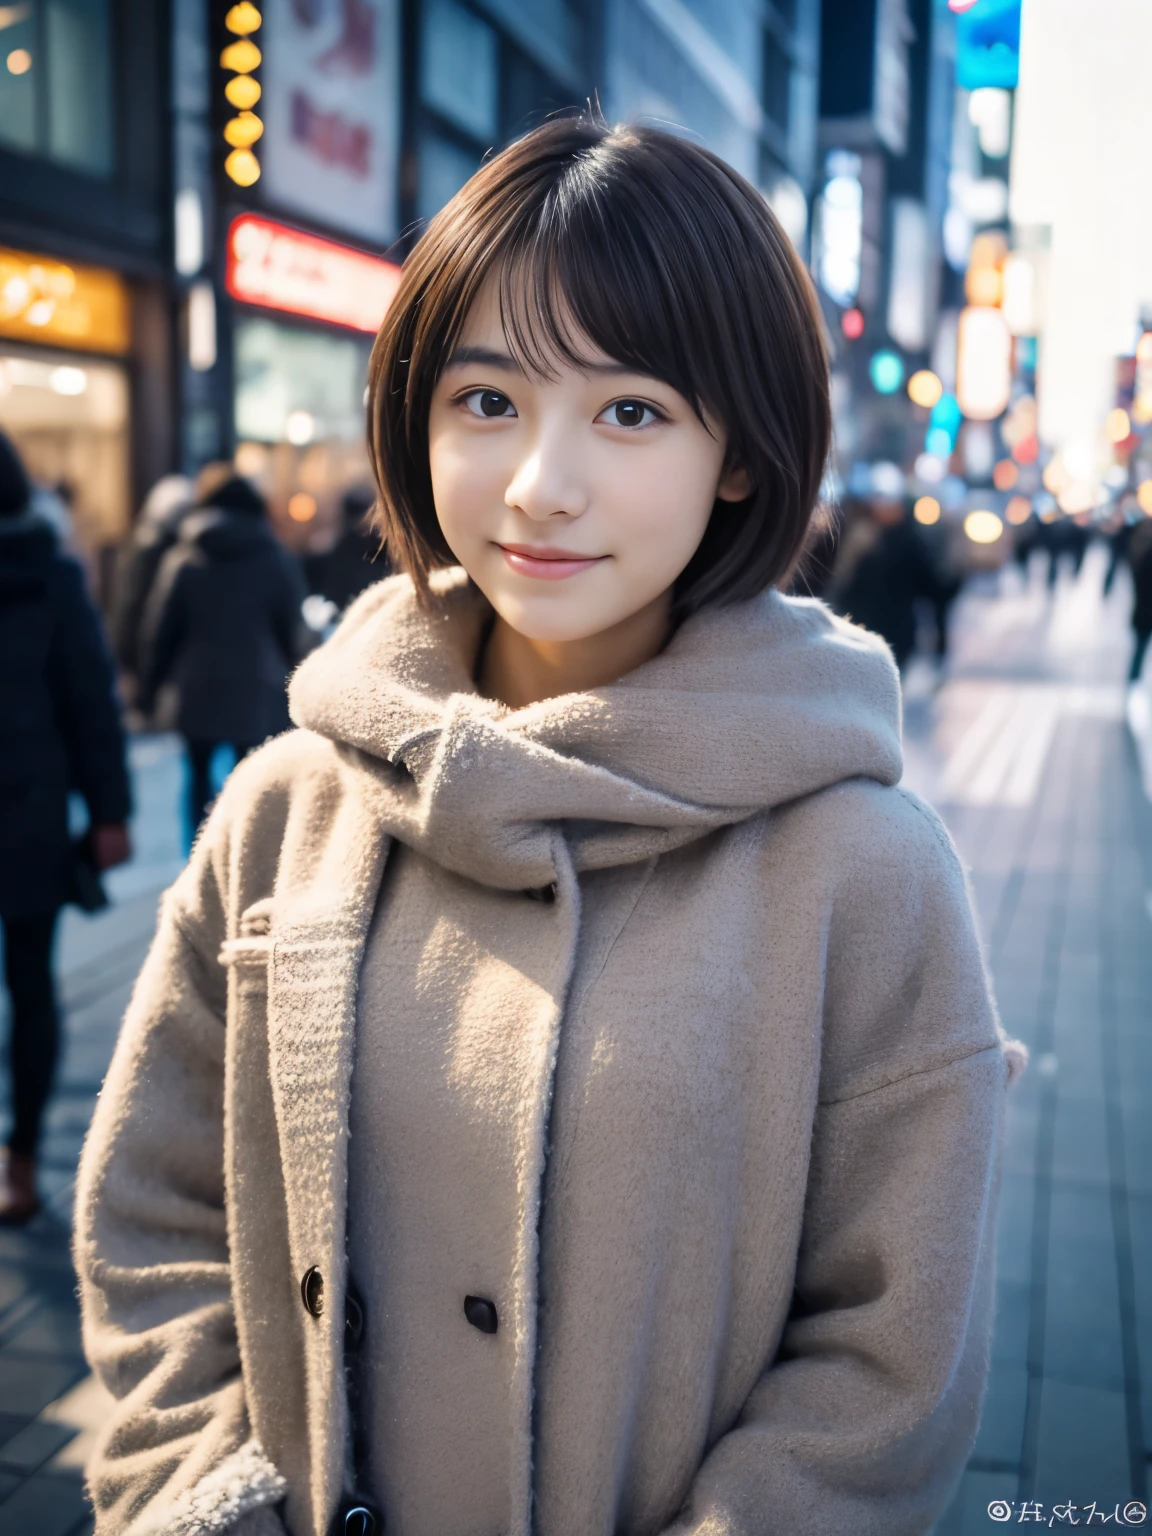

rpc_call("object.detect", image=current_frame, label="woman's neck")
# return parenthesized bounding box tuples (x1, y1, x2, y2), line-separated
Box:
(478, 589, 673, 709)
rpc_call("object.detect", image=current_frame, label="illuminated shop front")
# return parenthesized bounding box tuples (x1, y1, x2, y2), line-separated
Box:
(0, 245, 133, 555)
(224, 214, 401, 550)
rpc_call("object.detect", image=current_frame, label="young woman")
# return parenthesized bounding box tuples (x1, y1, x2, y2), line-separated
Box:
(77, 116, 1021, 1536)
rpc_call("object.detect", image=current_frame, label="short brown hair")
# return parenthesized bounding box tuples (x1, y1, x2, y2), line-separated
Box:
(367, 114, 830, 616)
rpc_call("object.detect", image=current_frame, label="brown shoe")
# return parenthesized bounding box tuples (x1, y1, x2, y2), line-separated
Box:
(0, 1149, 41, 1225)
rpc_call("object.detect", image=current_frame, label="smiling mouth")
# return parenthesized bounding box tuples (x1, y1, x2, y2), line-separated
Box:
(496, 543, 608, 581)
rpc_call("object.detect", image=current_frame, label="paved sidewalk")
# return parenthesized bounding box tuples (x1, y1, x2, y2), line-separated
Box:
(921, 548, 1152, 1531)
(0, 550, 1149, 1533)
(0, 735, 184, 1536)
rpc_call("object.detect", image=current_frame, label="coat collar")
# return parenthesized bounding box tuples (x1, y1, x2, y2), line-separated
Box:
(288, 568, 903, 892)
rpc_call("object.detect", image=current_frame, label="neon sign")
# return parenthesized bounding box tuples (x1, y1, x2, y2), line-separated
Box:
(225, 214, 402, 334)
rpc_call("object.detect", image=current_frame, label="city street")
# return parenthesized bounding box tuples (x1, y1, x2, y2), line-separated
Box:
(0, 549, 1149, 1534)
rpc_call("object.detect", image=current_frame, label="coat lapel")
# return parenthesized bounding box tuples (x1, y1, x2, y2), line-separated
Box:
(266, 780, 392, 1536)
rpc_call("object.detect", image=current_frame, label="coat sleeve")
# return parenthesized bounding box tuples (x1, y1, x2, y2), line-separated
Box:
(49, 556, 132, 826)
(74, 808, 288, 1536)
(660, 792, 1016, 1536)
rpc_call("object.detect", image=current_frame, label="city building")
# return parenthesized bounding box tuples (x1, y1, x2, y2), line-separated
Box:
(0, 0, 171, 586)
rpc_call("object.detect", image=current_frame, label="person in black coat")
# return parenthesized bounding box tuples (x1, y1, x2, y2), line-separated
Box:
(1128, 514, 1152, 682)
(303, 484, 390, 614)
(139, 475, 307, 832)
(830, 493, 955, 671)
(0, 430, 132, 1222)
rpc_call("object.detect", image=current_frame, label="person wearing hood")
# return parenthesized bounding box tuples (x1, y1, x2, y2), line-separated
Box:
(76, 118, 1021, 1536)
(138, 472, 307, 833)
(0, 430, 131, 1223)
(303, 484, 390, 615)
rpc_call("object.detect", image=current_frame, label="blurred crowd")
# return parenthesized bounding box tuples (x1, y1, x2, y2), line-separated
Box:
(0, 429, 388, 1222)
(4, 417, 1152, 1223)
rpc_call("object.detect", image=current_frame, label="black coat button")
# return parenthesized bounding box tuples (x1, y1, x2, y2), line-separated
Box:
(328, 1497, 382, 1536)
(301, 1266, 324, 1318)
(464, 1294, 498, 1334)
(345, 1284, 365, 1351)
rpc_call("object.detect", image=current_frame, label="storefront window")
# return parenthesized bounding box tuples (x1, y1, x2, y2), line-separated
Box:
(0, 0, 114, 176)
(234, 318, 371, 446)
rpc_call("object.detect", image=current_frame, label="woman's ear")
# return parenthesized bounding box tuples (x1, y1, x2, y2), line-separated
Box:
(716, 462, 753, 503)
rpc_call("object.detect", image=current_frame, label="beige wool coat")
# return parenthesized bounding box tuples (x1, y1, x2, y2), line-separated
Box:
(75, 570, 1020, 1536)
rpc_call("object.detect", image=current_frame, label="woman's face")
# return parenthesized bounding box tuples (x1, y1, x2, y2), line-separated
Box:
(427, 276, 749, 644)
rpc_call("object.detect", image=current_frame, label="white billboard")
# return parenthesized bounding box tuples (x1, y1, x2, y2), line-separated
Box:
(260, 0, 401, 247)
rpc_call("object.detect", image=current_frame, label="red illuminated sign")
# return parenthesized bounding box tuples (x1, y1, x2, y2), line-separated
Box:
(225, 213, 402, 334)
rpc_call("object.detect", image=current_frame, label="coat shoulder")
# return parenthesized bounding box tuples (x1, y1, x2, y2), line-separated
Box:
(772, 774, 965, 898)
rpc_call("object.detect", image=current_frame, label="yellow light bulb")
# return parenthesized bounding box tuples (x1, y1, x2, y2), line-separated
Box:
(220, 38, 261, 73)
(225, 2, 262, 35)
(224, 111, 263, 149)
(907, 370, 943, 409)
(224, 148, 261, 187)
(225, 74, 262, 109)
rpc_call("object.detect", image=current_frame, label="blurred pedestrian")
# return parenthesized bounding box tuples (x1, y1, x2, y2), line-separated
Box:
(828, 493, 953, 670)
(110, 472, 194, 684)
(304, 484, 390, 612)
(1127, 512, 1152, 682)
(139, 474, 307, 832)
(0, 430, 131, 1223)
(1104, 495, 1139, 595)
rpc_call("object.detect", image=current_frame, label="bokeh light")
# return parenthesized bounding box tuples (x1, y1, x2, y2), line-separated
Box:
(1012, 435, 1039, 465)
(1006, 495, 1032, 524)
(841, 307, 865, 340)
(992, 459, 1018, 490)
(914, 452, 947, 483)
(964, 509, 1004, 544)
(225, 1, 262, 32)
(913, 496, 941, 525)
(220, 38, 261, 72)
(226, 75, 262, 109)
(869, 350, 904, 394)
(1106, 407, 1131, 443)
(224, 149, 260, 186)
(1137, 332, 1152, 365)
(1137, 481, 1152, 515)
(224, 111, 264, 149)
(288, 492, 318, 523)
(7, 49, 31, 75)
(908, 369, 943, 408)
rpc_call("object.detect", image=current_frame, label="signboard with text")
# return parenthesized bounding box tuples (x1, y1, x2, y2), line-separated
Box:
(225, 214, 403, 332)
(260, 0, 401, 246)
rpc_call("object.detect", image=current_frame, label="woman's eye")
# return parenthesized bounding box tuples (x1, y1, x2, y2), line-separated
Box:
(462, 389, 516, 419)
(601, 399, 659, 429)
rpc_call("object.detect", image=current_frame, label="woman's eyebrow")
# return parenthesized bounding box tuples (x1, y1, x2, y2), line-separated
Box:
(444, 345, 523, 372)
(445, 344, 648, 380)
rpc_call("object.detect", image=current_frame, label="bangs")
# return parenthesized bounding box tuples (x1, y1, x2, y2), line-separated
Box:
(367, 114, 830, 613)
(491, 161, 712, 429)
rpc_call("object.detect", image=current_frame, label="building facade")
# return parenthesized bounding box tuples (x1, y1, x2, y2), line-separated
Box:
(0, 0, 172, 586)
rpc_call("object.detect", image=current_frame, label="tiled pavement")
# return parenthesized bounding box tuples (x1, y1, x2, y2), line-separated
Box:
(1, 549, 1149, 1534)
(0, 736, 184, 1535)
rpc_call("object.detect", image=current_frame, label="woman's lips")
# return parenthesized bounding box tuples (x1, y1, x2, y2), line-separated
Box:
(497, 544, 607, 581)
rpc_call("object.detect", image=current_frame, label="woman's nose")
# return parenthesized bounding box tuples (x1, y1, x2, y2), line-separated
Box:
(505, 438, 588, 521)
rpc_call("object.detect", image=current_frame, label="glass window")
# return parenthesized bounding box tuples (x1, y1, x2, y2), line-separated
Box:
(417, 131, 480, 222)
(0, 6, 38, 154)
(421, 0, 498, 142)
(46, 0, 113, 174)
(0, 0, 113, 175)
(234, 319, 372, 446)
